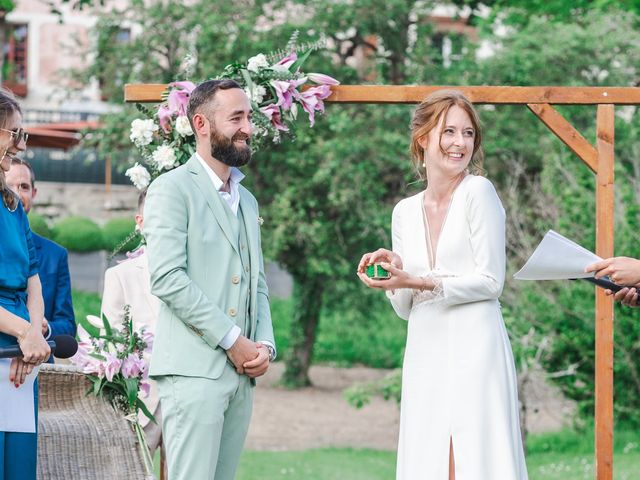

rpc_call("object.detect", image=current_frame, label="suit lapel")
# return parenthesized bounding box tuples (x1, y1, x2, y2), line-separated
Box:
(186, 156, 239, 255)
(239, 187, 259, 333)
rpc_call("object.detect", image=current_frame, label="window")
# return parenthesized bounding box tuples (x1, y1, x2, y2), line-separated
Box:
(3, 23, 28, 97)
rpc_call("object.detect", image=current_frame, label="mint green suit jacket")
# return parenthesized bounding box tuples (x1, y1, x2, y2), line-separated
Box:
(144, 155, 274, 380)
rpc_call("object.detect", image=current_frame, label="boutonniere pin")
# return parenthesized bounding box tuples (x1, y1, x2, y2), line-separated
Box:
(258, 216, 264, 226)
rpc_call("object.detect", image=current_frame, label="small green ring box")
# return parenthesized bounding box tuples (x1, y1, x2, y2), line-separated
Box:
(366, 263, 391, 279)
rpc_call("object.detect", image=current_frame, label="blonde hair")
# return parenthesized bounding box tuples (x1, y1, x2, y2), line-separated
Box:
(0, 88, 21, 210)
(410, 89, 484, 181)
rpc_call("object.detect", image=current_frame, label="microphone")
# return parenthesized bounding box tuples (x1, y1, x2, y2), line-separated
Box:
(0, 335, 78, 360)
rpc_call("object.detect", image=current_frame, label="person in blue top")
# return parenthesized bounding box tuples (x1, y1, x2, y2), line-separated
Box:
(0, 88, 51, 480)
(5, 158, 76, 351)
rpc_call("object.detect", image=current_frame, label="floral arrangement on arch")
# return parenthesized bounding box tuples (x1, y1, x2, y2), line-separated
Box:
(126, 39, 339, 190)
(70, 306, 155, 475)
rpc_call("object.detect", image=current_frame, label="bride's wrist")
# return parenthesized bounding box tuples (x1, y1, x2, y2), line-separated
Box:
(16, 322, 31, 344)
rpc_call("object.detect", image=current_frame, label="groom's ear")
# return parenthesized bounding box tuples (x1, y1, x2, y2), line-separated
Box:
(191, 113, 209, 140)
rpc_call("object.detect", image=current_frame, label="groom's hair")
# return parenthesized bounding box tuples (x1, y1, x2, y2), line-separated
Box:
(187, 79, 242, 132)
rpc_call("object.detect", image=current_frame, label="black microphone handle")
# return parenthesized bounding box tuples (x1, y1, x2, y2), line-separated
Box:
(581, 277, 640, 305)
(0, 340, 56, 360)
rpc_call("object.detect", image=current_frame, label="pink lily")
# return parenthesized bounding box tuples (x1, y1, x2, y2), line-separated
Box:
(140, 328, 154, 352)
(271, 78, 307, 111)
(274, 52, 298, 71)
(140, 381, 151, 398)
(167, 81, 196, 116)
(104, 353, 122, 382)
(307, 73, 340, 85)
(122, 353, 146, 378)
(296, 85, 332, 126)
(157, 104, 172, 134)
(260, 104, 289, 132)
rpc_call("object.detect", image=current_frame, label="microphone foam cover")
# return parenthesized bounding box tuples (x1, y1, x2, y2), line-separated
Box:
(52, 335, 79, 359)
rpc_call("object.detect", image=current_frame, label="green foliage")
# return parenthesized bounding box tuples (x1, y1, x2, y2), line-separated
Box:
(52, 216, 104, 252)
(28, 212, 52, 239)
(72, 290, 102, 337)
(344, 369, 401, 409)
(101, 217, 139, 254)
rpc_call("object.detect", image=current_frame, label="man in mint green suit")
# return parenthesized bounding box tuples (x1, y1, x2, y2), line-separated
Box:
(144, 79, 276, 480)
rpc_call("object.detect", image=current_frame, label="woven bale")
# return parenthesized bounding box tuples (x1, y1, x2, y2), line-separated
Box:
(37, 364, 152, 480)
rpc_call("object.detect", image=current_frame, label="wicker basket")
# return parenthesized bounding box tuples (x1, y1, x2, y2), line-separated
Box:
(37, 363, 152, 480)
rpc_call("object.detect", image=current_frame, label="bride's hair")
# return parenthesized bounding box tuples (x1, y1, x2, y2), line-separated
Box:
(410, 89, 484, 182)
(0, 88, 22, 211)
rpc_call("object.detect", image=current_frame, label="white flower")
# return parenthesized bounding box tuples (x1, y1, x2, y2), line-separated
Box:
(175, 115, 193, 137)
(244, 84, 267, 104)
(247, 54, 268, 72)
(129, 119, 158, 146)
(151, 144, 178, 170)
(125, 163, 151, 190)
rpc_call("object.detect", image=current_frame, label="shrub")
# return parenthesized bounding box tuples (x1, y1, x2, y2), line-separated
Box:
(28, 212, 52, 239)
(102, 218, 140, 254)
(52, 216, 104, 252)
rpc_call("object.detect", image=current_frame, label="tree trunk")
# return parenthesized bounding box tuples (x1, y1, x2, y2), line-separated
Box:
(282, 276, 324, 387)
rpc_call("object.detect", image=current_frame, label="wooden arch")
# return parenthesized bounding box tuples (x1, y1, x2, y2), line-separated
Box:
(125, 83, 640, 480)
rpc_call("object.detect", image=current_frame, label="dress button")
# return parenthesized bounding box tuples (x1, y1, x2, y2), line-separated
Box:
(229, 308, 237, 317)
(231, 275, 240, 284)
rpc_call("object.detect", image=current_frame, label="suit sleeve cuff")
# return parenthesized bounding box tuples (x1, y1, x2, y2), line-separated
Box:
(218, 325, 241, 350)
(259, 341, 276, 360)
(44, 321, 52, 340)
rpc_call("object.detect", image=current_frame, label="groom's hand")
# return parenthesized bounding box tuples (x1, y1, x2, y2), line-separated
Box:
(243, 343, 270, 378)
(227, 335, 259, 374)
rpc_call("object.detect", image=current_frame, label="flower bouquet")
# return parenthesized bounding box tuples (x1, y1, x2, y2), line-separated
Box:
(126, 34, 339, 190)
(70, 306, 155, 475)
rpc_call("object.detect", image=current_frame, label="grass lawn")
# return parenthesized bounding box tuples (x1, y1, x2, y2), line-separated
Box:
(233, 446, 640, 480)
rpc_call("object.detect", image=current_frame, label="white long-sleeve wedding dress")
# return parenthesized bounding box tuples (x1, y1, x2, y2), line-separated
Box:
(387, 175, 528, 480)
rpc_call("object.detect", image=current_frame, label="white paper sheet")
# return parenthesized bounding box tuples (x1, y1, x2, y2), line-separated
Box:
(514, 230, 601, 281)
(0, 358, 38, 433)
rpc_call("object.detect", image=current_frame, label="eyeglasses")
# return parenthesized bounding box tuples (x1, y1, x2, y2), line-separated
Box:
(0, 127, 28, 147)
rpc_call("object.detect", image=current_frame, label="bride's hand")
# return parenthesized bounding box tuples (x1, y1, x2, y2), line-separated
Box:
(357, 248, 403, 274)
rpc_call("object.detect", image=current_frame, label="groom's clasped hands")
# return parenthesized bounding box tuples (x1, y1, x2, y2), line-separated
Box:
(226, 335, 270, 378)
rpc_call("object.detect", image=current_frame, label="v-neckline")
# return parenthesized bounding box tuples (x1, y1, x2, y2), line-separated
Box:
(421, 175, 469, 270)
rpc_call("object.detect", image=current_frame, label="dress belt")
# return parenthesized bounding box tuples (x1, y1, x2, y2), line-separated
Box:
(0, 287, 27, 303)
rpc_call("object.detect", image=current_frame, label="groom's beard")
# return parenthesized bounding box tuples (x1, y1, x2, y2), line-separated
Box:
(210, 128, 252, 167)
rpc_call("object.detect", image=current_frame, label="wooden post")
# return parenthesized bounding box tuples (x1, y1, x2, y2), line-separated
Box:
(595, 104, 615, 480)
(105, 155, 112, 194)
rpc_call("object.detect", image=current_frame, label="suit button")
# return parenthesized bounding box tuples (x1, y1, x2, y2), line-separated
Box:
(231, 275, 240, 284)
(229, 308, 237, 317)
(245, 266, 250, 273)
(241, 243, 246, 250)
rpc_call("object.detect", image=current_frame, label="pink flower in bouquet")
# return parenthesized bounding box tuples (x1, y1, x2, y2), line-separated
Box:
(271, 78, 307, 111)
(260, 104, 289, 132)
(104, 352, 122, 382)
(296, 84, 332, 126)
(307, 73, 340, 85)
(140, 328, 154, 352)
(157, 81, 196, 134)
(167, 81, 196, 116)
(122, 353, 146, 378)
(140, 381, 151, 398)
(157, 104, 172, 134)
(273, 52, 298, 71)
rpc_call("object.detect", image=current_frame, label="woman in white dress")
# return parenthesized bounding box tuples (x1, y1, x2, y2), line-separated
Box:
(357, 90, 527, 480)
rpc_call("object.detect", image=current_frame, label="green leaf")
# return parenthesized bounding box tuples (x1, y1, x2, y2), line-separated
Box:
(136, 397, 156, 424)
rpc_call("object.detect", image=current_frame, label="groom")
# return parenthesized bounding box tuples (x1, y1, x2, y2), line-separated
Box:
(144, 79, 276, 480)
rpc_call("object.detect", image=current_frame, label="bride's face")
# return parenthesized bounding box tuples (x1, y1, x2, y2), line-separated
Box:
(0, 112, 25, 173)
(421, 105, 475, 178)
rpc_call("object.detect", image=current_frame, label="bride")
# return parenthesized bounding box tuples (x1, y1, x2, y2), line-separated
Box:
(357, 90, 528, 479)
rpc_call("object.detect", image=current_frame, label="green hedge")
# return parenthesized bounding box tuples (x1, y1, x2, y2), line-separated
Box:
(28, 212, 52, 239)
(102, 218, 139, 253)
(52, 217, 105, 252)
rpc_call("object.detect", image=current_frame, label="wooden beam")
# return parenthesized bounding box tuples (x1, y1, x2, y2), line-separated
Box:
(594, 104, 615, 480)
(527, 103, 598, 173)
(125, 84, 640, 105)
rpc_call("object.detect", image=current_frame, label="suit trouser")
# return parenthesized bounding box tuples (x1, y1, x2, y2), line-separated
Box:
(157, 365, 253, 480)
